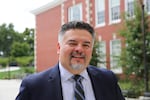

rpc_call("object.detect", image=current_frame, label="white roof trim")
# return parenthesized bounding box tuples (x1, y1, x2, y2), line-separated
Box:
(31, 0, 63, 15)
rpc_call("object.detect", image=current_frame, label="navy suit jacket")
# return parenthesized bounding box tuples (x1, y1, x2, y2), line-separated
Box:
(16, 64, 125, 100)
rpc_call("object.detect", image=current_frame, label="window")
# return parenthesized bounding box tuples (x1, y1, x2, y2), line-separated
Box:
(109, 0, 121, 24)
(125, 0, 134, 18)
(110, 39, 122, 73)
(68, 3, 82, 21)
(95, 0, 105, 26)
(145, 0, 150, 14)
(98, 41, 106, 68)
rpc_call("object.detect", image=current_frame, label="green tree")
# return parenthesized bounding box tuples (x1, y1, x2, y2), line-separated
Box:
(0, 23, 34, 57)
(0, 23, 22, 57)
(0, 23, 34, 69)
(119, 2, 150, 77)
(22, 28, 34, 56)
(90, 38, 106, 67)
(11, 42, 30, 57)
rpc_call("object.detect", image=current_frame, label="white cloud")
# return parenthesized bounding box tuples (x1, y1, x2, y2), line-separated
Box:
(0, 0, 54, 32)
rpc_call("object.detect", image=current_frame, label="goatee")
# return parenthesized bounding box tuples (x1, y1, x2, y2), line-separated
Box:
(71, 64, 84, 70)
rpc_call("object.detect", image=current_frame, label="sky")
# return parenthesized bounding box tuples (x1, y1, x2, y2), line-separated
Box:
(0, 0, 54, 32)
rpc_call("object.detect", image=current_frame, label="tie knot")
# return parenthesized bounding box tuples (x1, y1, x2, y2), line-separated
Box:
(73, 75, 82, 82)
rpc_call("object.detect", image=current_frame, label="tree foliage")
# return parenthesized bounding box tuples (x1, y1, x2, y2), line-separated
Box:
(11, 42, 30, 57)
(90, 40, 101, 66)
(22, 28, 34, 56)
(0, 23, 21, 56)
(0, 23, 34, 57)
(119, 2, 150, 77)
(90, 37, 106, 67)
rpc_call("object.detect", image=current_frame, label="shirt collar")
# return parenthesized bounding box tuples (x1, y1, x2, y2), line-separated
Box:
(59, 63, 73, 82)
(59, 62, 89, 82)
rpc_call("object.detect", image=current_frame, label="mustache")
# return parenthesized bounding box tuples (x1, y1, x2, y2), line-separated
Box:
(71, 51, 85, 58)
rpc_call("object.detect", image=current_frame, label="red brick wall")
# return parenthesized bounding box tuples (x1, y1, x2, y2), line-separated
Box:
(36, 5, 61, 72)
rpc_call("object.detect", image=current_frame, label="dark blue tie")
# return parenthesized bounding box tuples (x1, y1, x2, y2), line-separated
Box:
(73, 75, 85, 100)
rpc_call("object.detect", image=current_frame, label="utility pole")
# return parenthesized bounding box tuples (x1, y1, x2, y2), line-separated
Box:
(139, 0, 150, 98)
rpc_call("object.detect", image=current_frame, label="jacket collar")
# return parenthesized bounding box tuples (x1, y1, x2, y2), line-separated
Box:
(47, 63, 63, 100)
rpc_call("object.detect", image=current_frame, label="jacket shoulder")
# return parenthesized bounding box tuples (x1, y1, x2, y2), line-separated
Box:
(22, 65, 59, 86)
(87, 65, 118, 83)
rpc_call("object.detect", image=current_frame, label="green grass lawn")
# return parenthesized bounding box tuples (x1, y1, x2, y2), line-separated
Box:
(0, 67, 35, 79)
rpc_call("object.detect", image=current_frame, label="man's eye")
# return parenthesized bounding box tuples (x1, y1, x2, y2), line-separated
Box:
(68, 42, 77, 46)
(83, 44, 90, 48)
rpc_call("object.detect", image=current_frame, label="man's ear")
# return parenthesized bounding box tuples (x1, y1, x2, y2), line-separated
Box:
(57, 42, 60, 54)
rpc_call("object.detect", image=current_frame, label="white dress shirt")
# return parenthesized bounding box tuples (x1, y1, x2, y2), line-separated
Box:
(59, 63, 95, 100)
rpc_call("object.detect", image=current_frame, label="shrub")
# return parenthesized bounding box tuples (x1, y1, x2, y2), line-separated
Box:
(119, 78, 145, 98)
(15, 56, 34, 67)
(0, 57, 8, 68)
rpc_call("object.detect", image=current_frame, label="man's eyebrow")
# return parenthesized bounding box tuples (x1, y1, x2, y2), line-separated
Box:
(67, 40, 77, 42)
(84, 41, 91, 44)
(67, 40, 91, 44)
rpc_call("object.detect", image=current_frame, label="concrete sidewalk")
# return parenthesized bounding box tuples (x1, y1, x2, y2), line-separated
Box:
(0, 79, 21, 100)
(0, 67, 20, 72)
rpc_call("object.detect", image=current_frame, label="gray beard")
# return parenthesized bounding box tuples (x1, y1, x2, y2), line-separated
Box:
(71, 64, 84, 70)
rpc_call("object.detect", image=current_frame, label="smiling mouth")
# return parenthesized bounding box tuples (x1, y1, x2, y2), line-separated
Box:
(71, 51, 85, 60)
(71, 55, 85, 59)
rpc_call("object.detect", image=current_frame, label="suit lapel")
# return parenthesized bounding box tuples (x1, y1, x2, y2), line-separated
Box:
(48, 64, 63, 100)
(87, 67, 104, 100)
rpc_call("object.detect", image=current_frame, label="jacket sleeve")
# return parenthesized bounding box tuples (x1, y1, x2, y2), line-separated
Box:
(112, 72, 125, 100)
(15, 78, 31, 100)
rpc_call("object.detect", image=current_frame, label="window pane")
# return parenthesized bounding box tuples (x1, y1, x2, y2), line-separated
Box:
(111, 0, 119, 6)
(146, 0, 150, 12)
(95, 0, 105, 25)
(111, 6, 120, 20)
(97, 11, 105, 24)
(127, 1, 134, 17)
(97, 0, 104, 10)
(98, 41, 106, 68)
(110, 0, 120, 21)
(68, 4, 82, 21)
(72, 6, 81, 20)
(110, 39, 122, 73)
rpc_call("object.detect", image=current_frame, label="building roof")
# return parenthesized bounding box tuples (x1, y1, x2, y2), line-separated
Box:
(31, 0, 63, 15)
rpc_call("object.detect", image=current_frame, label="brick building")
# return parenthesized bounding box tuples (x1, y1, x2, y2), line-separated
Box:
(32, 0, 150, 73)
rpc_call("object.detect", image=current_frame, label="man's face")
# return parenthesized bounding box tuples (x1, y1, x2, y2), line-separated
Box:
(57, 29, 93, 74)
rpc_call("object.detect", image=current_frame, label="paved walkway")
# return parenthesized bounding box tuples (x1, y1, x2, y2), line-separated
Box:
(0, 79, 21, 100)
(0, 67, 20, 72)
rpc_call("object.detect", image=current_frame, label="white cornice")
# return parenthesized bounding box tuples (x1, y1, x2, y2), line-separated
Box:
(31, 0, 64, 15)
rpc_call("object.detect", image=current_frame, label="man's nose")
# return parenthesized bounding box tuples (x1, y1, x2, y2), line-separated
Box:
(74, 44, 84, 52)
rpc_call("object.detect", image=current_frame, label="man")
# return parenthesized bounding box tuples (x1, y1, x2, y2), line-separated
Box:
(16, 21, 125, 100)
